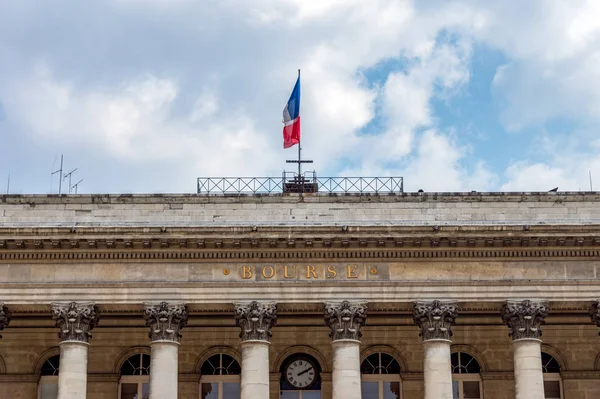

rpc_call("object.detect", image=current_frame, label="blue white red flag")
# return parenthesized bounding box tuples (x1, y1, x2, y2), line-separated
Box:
(282, 75, 301, 149)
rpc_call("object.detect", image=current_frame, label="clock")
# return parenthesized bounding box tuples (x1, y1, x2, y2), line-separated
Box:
(285, 358, 317, 389)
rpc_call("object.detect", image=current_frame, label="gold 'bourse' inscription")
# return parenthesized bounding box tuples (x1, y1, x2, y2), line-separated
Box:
(237, 264, 374, 280)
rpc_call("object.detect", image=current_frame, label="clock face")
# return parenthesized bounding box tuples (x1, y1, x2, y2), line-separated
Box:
(285, 358, 317, 389)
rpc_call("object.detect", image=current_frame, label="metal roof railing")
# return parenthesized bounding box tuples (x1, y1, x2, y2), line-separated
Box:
(197, 174, 403, 195)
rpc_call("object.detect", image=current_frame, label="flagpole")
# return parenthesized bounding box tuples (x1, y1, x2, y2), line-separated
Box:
(297, 69, 301, 181)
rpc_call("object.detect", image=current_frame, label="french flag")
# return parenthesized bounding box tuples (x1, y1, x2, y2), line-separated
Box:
(282, 74, 301, 149)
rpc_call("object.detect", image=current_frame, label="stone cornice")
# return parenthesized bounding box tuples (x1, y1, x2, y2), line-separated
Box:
(560, 370, 600, 380)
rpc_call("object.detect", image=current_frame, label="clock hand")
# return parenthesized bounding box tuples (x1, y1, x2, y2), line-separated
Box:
(297, 367, 314, 376)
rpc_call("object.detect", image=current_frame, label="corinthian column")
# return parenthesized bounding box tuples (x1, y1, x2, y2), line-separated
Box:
(0, 304, 11, 338)
(502, 300, 548, 399)
(234, 301, 277, 399)
(413, 300, 457, 399)
(144, 302, 188, 399)
(324, 300, 367, 399)
(52, 302, 99, 399)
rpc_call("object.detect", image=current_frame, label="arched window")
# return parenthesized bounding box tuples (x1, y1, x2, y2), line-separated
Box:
(119, 353, 150, 399)
(542, 352, 563, 399)
(280, 353, 322, 399)
(451, 352, 482, 399)
(361, 352, 402, 399)
(200, 353, 241, 399)
(38, 354, 59, 399)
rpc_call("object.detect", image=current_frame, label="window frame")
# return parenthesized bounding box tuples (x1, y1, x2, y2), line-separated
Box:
(118, 375, 150, 399)
(118, 353, 151, 399)
(199, 353, 241, 399)
(360, 352, 402, 399)
(37, 375, 59, 399)
(541, 352, 563, 399)
(451, 351, 483, 399)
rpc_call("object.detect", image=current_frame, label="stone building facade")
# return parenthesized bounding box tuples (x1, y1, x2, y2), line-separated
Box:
(1, 192, 600, 399)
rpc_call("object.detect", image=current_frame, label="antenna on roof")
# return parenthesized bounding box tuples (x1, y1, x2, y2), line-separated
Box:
(51, 154, 64, 194)
(589, 170, 594, 191)
(64, 168, 79, 194)
(71, 179, 83, 194)
(6, 173, 9, 195)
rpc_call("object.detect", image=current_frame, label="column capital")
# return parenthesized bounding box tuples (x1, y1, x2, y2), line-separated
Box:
(324, 300, 367, 341)
(144, 301, 188, 343)
(413, 300, 458, 342)
(52, 302, 99, 343)
(502, 300, 548, 341)
(0, 304, 11, 338)
(234, 301, 277, 342)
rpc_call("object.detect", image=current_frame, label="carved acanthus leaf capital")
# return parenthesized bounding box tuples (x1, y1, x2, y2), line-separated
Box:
(324, 300, 367, 341)
(0, 304, 11, 338)
(413, 300, 458, 342)
(590, 300, 600, 335)
(234, 301, 277, 342)
(502, 300, 548, 341)
(144, 302, 188, 342)
(52, 302, 99, 343)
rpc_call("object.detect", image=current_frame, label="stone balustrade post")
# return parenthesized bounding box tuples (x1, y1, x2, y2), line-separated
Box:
(144, 302, 188, 399)
(502, 300, 548, 399)
(234, 301, 277, 399)
(413, 300, 458, 399)
(324, 300, 367, 399)
(0, 303, 11, 338)
(52, 302, 99, 399)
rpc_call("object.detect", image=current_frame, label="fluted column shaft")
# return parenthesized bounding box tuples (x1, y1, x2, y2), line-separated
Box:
(144, 302, 188, 399)
(502, 300, 548, 399)
(52, 302, 99, 399)
(413, 301, 457, 399)
(234, 301, 277, 399)
(325, 300, 367, 399)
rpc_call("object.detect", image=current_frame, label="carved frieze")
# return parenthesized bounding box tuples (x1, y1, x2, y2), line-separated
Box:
(233, 301, 277, 342)
(0, 304, 11, 338)
(144, 302, 188, 342)
(413, 300, 458, 342)
(52, 302, 99, 343)
(501, 300, 548, 341)
(324, 300, 367, 341)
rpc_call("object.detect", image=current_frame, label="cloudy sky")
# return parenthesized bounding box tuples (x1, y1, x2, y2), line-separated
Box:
(2, 0, 600, 194)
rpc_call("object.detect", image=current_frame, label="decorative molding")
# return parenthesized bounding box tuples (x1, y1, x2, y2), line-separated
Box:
(590, 300, 600, 335)
(480, 371, 514, 380)
(501, 300, 548, 341)
(233, 301, 277, 342)
(0, 374, 39, 382)
(87, 373, 120, 383)
(413, 300, 458, 342)
(560, 370, 600, 380)
(51, 302, 99, 343)
(143, 302, 188, 342)
(0, 304, 11, 338)
(324, 300, 367, 341)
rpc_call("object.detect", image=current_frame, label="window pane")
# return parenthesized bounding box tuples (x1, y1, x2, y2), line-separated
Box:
(361, 381, 378, 399)
(223, 382, 240, 399)
(301, 392, 321, 399)
(120, 383, 138, 399)
(40, 383, 58, 399)
(463, 381, 481, 398)
(142, 383, 149, 399)
(452, 381, 459, 399)
(544, 380, 561, 399)
(280, 392, 299, 399)
(383, 381, 401, 399)
(201, 383, 219, 399)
